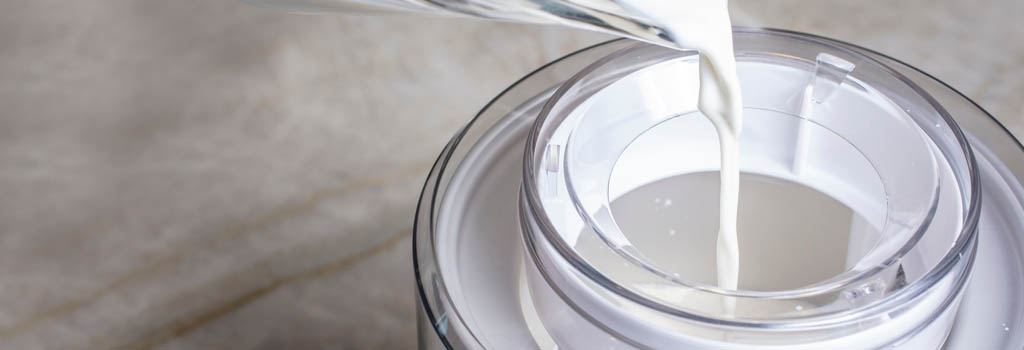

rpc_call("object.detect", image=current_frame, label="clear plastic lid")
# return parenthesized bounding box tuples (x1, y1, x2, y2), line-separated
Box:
(521, 28, 979, 332)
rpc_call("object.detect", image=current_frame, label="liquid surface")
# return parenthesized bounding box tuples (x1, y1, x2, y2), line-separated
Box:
(617, 0, 744, 306)
(597, 172, 873, 291)
(574, 172, 878, 316)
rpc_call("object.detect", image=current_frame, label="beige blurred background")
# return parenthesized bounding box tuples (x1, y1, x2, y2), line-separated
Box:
(0, 0, 1020, 349)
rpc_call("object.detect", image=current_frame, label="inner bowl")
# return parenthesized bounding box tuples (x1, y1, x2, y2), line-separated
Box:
(597, 110, 894, 293)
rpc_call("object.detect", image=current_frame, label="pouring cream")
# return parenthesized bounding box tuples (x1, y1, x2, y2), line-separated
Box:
(618, 0, 744, 305)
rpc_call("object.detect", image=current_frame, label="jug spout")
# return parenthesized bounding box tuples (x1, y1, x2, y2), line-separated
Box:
(242, 0, 682, 49)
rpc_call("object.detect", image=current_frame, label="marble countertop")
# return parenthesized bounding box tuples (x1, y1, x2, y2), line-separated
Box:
(0, 0, 1020, 349)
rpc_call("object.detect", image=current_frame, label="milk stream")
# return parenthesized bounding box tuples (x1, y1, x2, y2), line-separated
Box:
(619, 0, 743, 312)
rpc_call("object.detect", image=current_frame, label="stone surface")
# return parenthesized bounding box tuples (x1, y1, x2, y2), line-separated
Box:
(0, 0, 1019, 349)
